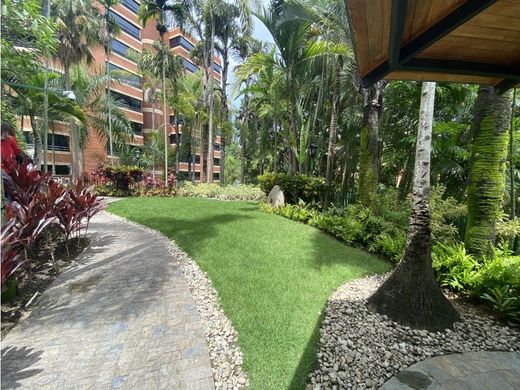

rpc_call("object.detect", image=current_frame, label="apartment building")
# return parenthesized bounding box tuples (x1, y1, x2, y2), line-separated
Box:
(23, 0, 222, 182)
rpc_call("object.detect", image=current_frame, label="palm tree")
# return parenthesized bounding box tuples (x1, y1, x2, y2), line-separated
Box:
(256, 1, 314, 173)
(51, 0, 102, 179)
(368, 82, 460, 330)
(5, 71, 86, 166)
(138, 43, 185, 176)
(69, 65, 134, 156)
(138, 0, 189, 180)
(98, 0, 121, 166)
(141, 69, 161, 177)
(465, 86, 512, 257)
(214, 0, 253, 185)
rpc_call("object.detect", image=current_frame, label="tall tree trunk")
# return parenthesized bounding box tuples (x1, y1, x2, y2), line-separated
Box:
(64, 65, 81, 179)
(105, 5, 114, 167)
(219, 43, 230, 186)
(175, 117, 180, 177)
(288, 71, 298, 174)
(465, 85, 512, 257)
(161, 33, 169, 181)
(206, 20, 216, 183)
(510, 88, 516, 219)
(29, 115, 43, 167)
(151, 101, 156, 180)
(358, 81, 384, 208)
(367, 82, 459, 330)
(324, 59, 341, 207)
(240, 91, 249, 184)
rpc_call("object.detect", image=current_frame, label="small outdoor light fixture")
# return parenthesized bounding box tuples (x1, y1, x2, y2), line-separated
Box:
(63, 90, 76, 100)
(308, 143, 318, 157)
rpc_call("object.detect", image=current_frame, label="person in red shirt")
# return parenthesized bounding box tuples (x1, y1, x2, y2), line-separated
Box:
(1, 123, 22, 175)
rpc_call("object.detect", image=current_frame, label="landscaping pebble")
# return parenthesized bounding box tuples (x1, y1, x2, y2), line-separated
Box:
(118, 216, 249, 389)
(307, 273, 520, 390)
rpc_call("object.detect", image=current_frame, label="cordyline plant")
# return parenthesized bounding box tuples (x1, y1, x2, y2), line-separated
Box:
(67, 181, 106, 237)
(1, 161, 106, 287)
(1, 219, 25, 288)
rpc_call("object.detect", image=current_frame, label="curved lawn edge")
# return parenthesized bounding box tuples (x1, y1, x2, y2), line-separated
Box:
(108, 197, 391, 389)
(105, 210, 248, 389)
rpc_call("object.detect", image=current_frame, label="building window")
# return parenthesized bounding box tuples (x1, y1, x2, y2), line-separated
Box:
(131, 122, 143, 136)
(213, 142, 221, 151)
(182, 58, 199, 73)
(112, 91, 142, 112)
(212, 63, 222, 74)
(214, 158, 220, 166)
(194, 171, 201, 180)
(194, 155, 201, 164)
(121, 0, 139, 13)
(213, 172, 220, 181)
(107, 62, 141, 88)
(51, 134, 70, 151)
(111, 40, 135, 62)
(54, 165, 70, 175)
(109, 11, 140, 39)
(170, 35, 195, 52)
(169, 115, 176, 125)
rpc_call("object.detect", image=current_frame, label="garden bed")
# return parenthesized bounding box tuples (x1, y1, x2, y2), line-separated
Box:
(307, 274, 520, 389)
(1, 235, 90, 339)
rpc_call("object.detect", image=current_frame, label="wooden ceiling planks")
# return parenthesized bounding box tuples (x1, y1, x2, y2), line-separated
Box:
(402, 0, 466, 44)
(345, 0, 520, 89)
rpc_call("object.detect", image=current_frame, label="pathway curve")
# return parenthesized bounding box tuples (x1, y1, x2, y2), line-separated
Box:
(1, 211, 214, 390)
(381, 351, 520, 389)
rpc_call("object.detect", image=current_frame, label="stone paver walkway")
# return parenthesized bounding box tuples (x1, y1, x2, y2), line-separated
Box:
(1, 212, 214, 390)
(382, 351, 520, 390)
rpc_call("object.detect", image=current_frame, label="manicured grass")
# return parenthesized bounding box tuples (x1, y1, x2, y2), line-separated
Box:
(109, 197, 390, 389)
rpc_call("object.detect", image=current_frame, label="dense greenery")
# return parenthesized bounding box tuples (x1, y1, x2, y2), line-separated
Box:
(108, 197, 390, 389)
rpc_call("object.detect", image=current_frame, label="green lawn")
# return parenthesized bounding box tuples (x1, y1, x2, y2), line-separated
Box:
(108, 197, 390, 389)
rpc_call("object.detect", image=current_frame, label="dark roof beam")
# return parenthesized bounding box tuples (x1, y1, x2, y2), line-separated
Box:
(360, 0, 498, 87)
(494, 79, 519, 95)
(398, 0, 497, 64)
(403, 58, 520, 81)
(388, 0, 408, 68)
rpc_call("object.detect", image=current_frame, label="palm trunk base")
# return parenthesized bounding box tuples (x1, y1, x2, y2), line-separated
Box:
(367, 232, 459, 331)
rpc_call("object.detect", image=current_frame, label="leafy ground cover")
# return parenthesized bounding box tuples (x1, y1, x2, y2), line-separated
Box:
(108, 197, 390, 389)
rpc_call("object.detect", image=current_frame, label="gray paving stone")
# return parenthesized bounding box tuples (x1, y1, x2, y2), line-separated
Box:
(1, 212, 214, 390)
(382, 352, 520, 390)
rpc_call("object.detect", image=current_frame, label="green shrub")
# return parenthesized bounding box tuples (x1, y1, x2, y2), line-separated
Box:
(257, 172, 326, 204)
(432, 243, 479, 292)
(481, 285, 520, 324)
(430, 184, 467, 242)
(433, 242, 520, 324)
(178, 182, 265, 201)
(369, 231, 406, 263)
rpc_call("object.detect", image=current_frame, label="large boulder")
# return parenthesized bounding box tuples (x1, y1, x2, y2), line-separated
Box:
(267, 185, 285, 207)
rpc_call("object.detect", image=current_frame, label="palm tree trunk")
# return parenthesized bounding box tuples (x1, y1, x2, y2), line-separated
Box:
(162, 37, 168, 182)
(510, 88, 516, 219)
(358, 81, 384, 208)
(324, 59, 341, 207)
(219, 48, 230, 186)
(367, 82, 459, 330)
(64, 65, 80, 179)
(465, 85, 512, 258)
(29, 115, 43, 167)
(288, 71, 298, 174)
(206, 20, 216, 183)
(175, 118, 180, 176)
(151, 101, 156, 180)
(240, 89, 249, 183)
